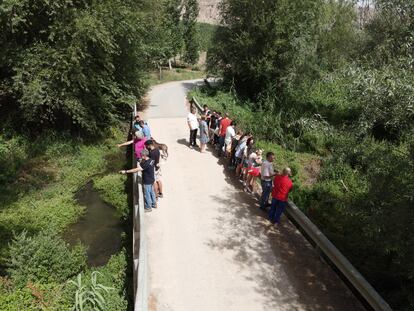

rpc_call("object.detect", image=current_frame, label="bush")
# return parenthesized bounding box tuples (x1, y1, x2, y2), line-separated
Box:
(7, 231, 87, 287)
(93, 174, 129, 219)
(65, 251, 129, 311)
(0, 279, 70, 311)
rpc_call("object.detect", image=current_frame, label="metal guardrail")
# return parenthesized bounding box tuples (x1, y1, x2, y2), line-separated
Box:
(190, 95, 392, 311)
(132, 104, 148, 311)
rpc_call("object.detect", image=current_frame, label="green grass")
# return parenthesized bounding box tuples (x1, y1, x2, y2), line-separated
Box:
(93, 174, 128, 219)
(197, 22, 219, 51)
(147, 68, 205, 86)
(0, 125, 130, 310)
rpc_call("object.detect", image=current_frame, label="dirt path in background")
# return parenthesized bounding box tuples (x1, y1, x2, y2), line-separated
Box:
(143, 80, 364, 311)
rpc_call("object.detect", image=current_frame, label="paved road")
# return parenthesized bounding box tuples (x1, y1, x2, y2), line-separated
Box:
(144, 80, 364, 311)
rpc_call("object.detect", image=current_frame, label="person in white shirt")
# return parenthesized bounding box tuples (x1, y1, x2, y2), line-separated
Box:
(187, 107, 199, 148)
(260, 152, 276, 210)
(224, 121, 236, 156)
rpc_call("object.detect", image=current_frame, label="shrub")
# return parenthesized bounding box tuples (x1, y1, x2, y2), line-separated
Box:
(65, 251, 129, 311)
(93, 174, 128, 219)
(7, 231, 87, 287)
(68, 272, 113, 311)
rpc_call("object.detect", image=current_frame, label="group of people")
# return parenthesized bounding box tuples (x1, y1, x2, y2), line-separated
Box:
(187, 104, 293, 224)
(118, 115, 164, 212)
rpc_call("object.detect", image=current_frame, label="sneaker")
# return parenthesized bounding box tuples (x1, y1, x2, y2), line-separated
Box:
(144, 208, 152, 212)
(158, 193, 163, 198)
(153, 204, 158, 209)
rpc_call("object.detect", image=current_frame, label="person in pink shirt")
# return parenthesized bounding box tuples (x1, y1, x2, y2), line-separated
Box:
(117, 131, 147, 161)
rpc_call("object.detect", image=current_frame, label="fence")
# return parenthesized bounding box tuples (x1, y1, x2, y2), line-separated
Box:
(132, 103, 148, 311)
(190, 96, 392, 311)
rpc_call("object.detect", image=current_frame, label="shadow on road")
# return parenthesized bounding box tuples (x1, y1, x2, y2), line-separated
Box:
(204, 150, 364, 311)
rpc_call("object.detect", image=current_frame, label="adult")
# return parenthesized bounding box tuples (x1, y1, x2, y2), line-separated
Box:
(209, 111, 218, 144)
(213, 111, 222, 145)
(259, 152, 277, 210)
(145, 140, 163, 198)
(117, 131, 147, 161)
(120, 149, 156, 211)
(139, 120, 151, 139)
(218, 112, 231, 156)
(199, 115, 209, 153)
(239, 136, 254, 178)
(229, 130, 242, 168)
(234, 134, 248, 175)
(203, 104, 211, 127)
(245, 149, 263, 193)
(269, 167, 293, 224)
(187, 107, 199, 148)
(224, 121, 236, 157)
(133, 115, 142, 132)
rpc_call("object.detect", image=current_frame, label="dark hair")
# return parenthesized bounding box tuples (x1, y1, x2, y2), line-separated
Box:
(139, 120, 145, 125)
(217, 111, 222, 116)
(144, 140, 154, 146)
(203, 104, 208, 108)
(231, 121, 236, 126)
(266, 151, 275, 158)
(246, 137, 254, 146)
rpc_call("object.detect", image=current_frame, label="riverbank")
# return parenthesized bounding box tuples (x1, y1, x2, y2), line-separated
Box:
(0, 124, 131, 310)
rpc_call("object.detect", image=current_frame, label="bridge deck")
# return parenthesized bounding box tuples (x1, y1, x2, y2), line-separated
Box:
(144, 80, 363, 311)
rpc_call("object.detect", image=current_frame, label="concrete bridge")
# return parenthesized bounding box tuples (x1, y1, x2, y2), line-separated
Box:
(138, 80, 364, 311)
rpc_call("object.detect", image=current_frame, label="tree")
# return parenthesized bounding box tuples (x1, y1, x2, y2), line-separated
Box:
(208, 0, 326, 101)
(0, 0, 171, 135)
(182, 0, 199, 64)
(164, 0, 183, 64)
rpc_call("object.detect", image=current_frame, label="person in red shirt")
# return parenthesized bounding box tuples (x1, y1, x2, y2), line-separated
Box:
(269, 167, 293, 224)
(218, 112, 231, 156)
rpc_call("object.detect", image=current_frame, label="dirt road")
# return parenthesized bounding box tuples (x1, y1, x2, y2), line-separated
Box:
(144, 80, 363, 311)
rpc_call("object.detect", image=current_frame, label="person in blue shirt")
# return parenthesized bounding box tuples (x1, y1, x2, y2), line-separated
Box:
(139, 120, 151, 139)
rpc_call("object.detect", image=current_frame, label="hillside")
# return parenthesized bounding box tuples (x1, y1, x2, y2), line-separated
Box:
(198, 0, 220, 24)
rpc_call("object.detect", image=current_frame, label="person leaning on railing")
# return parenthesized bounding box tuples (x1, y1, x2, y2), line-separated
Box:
(117, 131, 147, 162)
(268, 167, 293, 224)
(259, 152, 277, 211)
(119, 149, 157, 212)
(145, 140, 163, 199)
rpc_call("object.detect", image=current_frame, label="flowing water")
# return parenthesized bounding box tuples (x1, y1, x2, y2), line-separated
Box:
(64, 181, 123, 266)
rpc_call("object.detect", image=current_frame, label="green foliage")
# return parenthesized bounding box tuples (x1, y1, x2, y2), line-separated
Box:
(347, 66, 414, 141)
(162, 0, 183, 59)
(94, 174, 128, 219)
(362, 0, 414, 68)
(0, 279, 70, 311)
(0, 0, 169, 135)
(182, 0, 199, 64)
(68, 272, 113, 311)
(7, 231, 87, 287)
(196, 23, 218, 51)
(65, 251, 129, 311)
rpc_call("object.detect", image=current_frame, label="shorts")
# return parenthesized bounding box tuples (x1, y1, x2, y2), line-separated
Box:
(155, 168, 162, 181)
(248, 166, 261, 177)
